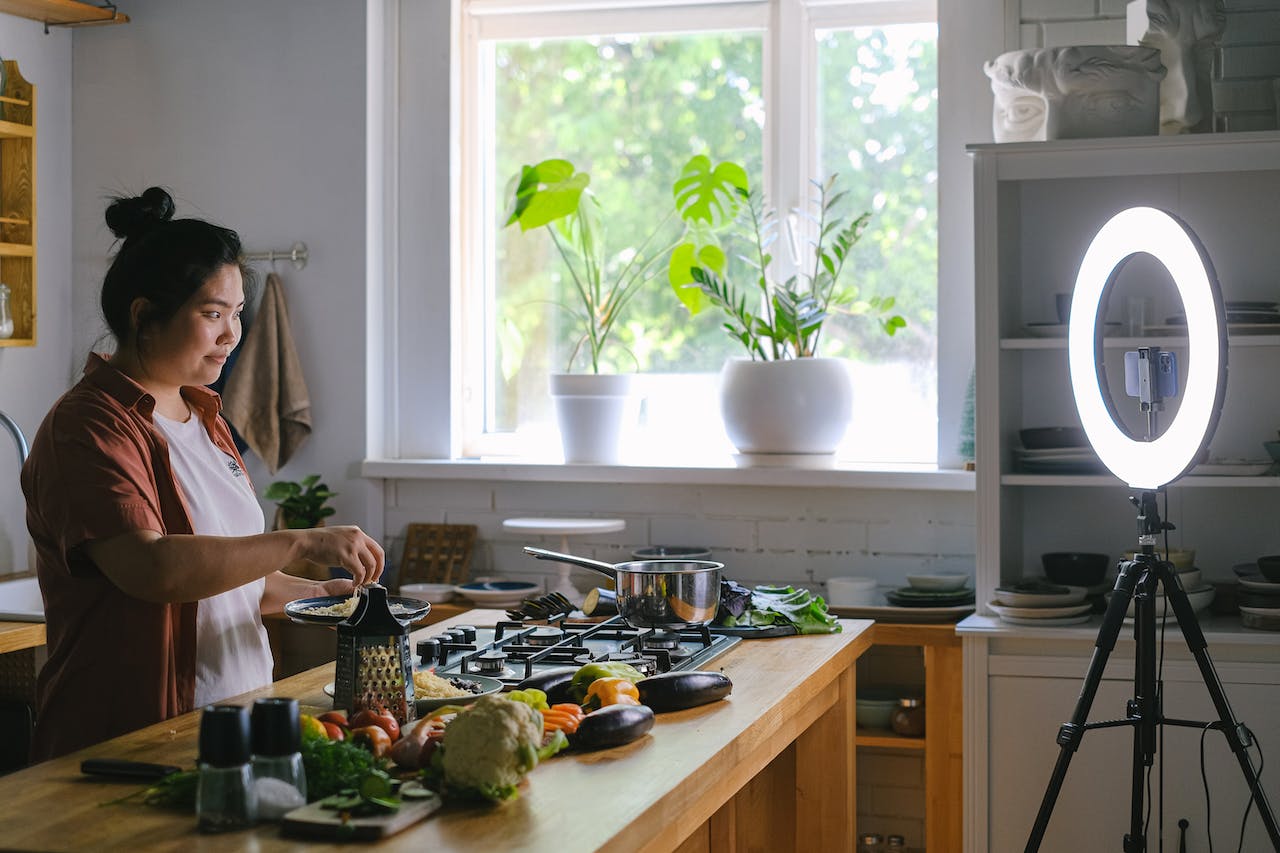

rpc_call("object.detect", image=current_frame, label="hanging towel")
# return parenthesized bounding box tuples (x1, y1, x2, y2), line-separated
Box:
(221, 272, 312, 474)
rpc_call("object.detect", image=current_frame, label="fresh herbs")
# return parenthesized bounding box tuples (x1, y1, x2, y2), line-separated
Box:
(716, 580, 842, 634)
(301, 733, 385, 801)
(101, 768, 200, 811)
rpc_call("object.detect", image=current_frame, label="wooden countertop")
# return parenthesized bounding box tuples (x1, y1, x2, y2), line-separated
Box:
(0, 619, 44, 654)
(0, 610, 873, 852)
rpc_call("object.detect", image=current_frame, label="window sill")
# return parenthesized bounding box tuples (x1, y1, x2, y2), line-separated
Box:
(361, 457, 975, 491)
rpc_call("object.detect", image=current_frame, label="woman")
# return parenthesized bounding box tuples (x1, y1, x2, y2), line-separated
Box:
(21, 187, 383, 761)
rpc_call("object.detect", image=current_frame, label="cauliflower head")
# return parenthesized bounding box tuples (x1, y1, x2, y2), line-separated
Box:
(440, 695, 544, 801)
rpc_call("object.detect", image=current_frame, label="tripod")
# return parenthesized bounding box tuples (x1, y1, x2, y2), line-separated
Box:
(1026, 490, 1280, 851)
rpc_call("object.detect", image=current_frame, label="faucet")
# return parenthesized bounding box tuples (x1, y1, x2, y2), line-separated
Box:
(0, 410, 28, 467)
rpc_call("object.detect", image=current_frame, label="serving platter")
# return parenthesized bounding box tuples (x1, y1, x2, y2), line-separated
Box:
(993, 585, 1089, 608)
(283, 594, 431, 626)
(322, 673, 504, 713)
(988, 600, 1093, 619)
(997, 612, 1093, 627)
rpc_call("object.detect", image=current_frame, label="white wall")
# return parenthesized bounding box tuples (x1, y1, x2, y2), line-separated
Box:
(71, 0, 373, 528)
(0, 18, 72, 575)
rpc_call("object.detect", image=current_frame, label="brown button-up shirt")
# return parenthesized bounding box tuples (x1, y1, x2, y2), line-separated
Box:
(21, 355, 250, 761)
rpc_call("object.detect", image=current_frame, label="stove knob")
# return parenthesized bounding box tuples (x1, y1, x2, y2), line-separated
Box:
(415, 638, 440, 665)
(443, 629, 466, 645)
(455, 625, 477, 642)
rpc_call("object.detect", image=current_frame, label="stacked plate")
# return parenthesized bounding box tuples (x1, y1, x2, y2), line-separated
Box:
(1014, 426, 1104, 474)
(990, 581, 1092, 626)
(1234, 563, 1280, 630)
(884, 585, 975, 609)
(1150, 301, 1280, 335)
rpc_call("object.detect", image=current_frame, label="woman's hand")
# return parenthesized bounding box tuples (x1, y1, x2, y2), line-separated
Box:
(295, 525, 385, 587)
(317, 577, 356, 598)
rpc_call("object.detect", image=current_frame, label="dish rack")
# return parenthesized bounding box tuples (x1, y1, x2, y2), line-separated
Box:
(397, 523, 476, 589)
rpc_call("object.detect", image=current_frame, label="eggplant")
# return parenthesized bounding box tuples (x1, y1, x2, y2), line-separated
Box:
(569, 704, 655, 751)
(581, 587, 617, 616)
(515, 666, 579, 706)
(637, 671, 733, 713)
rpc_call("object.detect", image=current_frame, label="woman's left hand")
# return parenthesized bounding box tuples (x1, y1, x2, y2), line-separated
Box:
(318, 577, 356, 598)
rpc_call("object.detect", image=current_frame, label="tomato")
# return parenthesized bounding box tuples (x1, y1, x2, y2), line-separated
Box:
(350, 708, 400, 742)
(322, 721, 346, 741)
(349, 725, 392, 758)
(317, 711, 348, 727)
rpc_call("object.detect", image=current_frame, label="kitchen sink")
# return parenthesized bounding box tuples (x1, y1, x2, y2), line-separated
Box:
(0, 575, 43, 622)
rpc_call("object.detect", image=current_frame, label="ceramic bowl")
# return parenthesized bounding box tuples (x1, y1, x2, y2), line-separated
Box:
(453, 580, 542, 607)
(826, 576, 878, 606)
(1263, 441, 1280, 464)
(906, 572, 969, 591)
(856, 687, 906, 729)
(1114, 584, 1215, 619)
(1041, 552, 1109, 587)
(398, 582, 457, 604)
(1122, 548, 1195, 572)
(1019, 426, 1088, 449)
(1258, 555, 1280, 583)
(1239, 606, 1280, 631)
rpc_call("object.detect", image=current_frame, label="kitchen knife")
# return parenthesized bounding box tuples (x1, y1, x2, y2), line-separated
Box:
(80, 758, 182, 781)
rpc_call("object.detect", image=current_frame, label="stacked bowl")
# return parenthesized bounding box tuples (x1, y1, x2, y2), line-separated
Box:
(1235, 556, 1280, 630)
(989, 580, 1093, 626)
(1110, 547, 1214, 621)
(884, 572, 974, 609)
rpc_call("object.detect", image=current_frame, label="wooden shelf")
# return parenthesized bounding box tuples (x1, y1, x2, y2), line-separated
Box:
(0, 0, 129, 26)
(0, 242, 32, 257)
(0, 60, 35, 347)
(0, 120, 31, 140)
(856, 728, 926, 750)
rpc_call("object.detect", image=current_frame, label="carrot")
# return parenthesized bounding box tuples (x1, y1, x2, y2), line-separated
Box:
(540, 703, 586, 734)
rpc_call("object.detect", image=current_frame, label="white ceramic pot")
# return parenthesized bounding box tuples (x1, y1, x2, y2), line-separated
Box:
(549, 373, 634, 464)
(719, 357, 854, 455)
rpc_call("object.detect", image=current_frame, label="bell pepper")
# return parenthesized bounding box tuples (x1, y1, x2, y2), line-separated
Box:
(506, 688, 549, 710)
(583, 676, 642, 710)
(569, 662, 645, 703)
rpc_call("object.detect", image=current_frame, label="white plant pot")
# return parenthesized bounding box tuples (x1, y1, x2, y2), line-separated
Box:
(549, 373, 634, 464)
(719, 357, 854, 455)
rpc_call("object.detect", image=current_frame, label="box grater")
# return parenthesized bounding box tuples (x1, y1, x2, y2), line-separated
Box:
(332, 584, 417, 726)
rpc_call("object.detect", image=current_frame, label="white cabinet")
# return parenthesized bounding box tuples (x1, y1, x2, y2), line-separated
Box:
(960, 131, 1280, 852)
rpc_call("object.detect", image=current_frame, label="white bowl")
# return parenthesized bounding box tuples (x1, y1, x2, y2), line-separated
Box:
(1112, 584, 1215, 619)
(399, 583, 456, 604)
(906, 572, 969, 592)
(994, 585, 1089, 608)
(826, 576, 878, 606)
(1122, 548, 1195, 572)
(454, 580, 542, 607)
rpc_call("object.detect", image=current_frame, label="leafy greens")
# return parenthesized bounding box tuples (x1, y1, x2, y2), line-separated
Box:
(716, 580, 841, 634)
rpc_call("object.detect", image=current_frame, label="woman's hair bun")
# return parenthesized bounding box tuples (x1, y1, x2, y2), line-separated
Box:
(105, 186, 176, 241)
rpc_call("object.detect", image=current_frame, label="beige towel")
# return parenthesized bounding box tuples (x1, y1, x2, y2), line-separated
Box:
(221, 272, 312, 474)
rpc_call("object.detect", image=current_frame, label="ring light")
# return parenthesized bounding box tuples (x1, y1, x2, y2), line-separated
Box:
(1067, 206, 1227, 490)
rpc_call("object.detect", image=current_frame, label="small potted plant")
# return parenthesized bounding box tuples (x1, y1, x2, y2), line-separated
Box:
(265, 474, 337, 530)
(669, 155, 906, 457)
(503, 158, 686, 463)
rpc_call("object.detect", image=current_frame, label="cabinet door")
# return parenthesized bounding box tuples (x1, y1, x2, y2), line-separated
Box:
(988, 672, 1280, 851)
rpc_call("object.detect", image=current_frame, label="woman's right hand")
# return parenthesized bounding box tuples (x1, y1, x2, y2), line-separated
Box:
(294, 525, 385, 586)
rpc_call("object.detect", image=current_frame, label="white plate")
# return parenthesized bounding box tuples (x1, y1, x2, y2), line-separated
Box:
(399, 583, 456, 603)
(988, 600, 1093, 619)
(1239, 575, 1280, 593)
(993, 586, 1089, 607)
(1192, 461, 1273, 476)
(998, 612, 1094, 627)
(453, 580, 541, 606)
(1024, 322, 1121, 338)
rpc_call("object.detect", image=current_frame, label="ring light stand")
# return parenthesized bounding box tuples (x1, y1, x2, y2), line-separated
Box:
(1025, 208, 1280, 851)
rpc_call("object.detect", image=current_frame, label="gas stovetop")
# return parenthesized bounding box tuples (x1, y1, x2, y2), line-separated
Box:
(417, 615, 741, 686)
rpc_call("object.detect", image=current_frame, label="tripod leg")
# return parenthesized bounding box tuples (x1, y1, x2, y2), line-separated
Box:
(1162, 565, 1280, 848)
(1127, 569, 1159, 852)
(1026, 561, 1145, 852)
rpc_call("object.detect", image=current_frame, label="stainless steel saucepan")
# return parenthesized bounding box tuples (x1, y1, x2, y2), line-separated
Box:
(523, 546, 723, 629)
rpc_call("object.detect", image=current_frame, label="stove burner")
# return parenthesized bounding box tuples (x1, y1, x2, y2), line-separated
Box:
(604, 653, 659, 676)
(642, 631, 683, 650)
(525, 626, 565, 647)
(474, 650, 509, 675)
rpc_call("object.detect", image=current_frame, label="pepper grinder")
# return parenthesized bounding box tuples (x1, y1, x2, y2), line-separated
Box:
(197, 705, 258, 833)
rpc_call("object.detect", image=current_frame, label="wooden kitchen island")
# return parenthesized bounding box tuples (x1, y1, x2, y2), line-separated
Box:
(0, 610, 873, 852)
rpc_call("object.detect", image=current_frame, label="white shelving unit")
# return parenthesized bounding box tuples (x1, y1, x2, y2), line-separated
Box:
(960, 131, 1280, 852)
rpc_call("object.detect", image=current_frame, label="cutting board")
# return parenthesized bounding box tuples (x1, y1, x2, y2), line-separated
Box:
(280, 795, 442, 841)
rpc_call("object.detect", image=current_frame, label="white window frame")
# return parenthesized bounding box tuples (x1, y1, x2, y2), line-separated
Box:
(373, 0, 999, 471)
(453, 0, 939, 460)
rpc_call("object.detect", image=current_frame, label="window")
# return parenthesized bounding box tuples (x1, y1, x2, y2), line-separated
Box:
(457, 0, 938, 464)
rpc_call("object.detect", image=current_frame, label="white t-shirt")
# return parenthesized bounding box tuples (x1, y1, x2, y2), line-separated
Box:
(153, 406, 273, 706)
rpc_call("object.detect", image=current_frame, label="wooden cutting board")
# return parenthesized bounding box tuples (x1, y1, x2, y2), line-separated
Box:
(280, 794, 442, 841)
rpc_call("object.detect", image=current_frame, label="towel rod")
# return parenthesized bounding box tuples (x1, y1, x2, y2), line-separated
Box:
(244, 241, 308, 271)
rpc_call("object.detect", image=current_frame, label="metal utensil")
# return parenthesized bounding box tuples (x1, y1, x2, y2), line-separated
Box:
(523, 546, 723, 629)
(333, 584, 418, 726)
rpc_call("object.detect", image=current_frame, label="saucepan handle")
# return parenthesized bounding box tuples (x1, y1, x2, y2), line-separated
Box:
(522, 546, 617, 579)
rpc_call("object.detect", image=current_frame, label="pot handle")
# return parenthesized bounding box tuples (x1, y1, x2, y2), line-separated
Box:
(522, 546, 617, 579)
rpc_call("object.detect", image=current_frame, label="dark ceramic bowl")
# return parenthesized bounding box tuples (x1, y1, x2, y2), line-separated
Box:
(1041, 552, 1110, 587)
(1257, 555, 1280, 583)
(1264, 441, 1280, 464)
(1020, 426, 1089, 450)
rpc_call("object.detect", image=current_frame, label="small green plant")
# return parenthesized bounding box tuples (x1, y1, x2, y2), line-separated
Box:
(503, 158, 685, 373)
(264, 474, 337, 529)
(669, 155, 906, 360)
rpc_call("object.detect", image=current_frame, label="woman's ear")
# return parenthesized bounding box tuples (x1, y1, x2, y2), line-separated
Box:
(129, 297, 150, 337)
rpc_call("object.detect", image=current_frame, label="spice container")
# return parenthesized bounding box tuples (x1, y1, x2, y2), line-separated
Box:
(250, 697, 307, 820)
(858, 832, 884, 852)
(197, 705, 258, 832)
(890, 697, 925, 737)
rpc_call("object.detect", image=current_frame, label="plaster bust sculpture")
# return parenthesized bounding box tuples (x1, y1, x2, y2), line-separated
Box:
(1128, 0, 1225, 133)
(986, 46, 1166, 142)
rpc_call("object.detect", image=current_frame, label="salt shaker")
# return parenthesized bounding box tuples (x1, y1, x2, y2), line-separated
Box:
(250, 697, 307, 819)
(197, 705, 258, 832)
(0, 283, 13, 339)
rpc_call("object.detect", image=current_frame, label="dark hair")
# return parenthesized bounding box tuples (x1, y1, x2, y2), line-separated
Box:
(101, 187, 255, 348)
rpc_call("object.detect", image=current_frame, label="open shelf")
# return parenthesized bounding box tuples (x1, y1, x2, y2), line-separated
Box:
(0, 0, 129, 26)
(855, 729, 926, 750)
